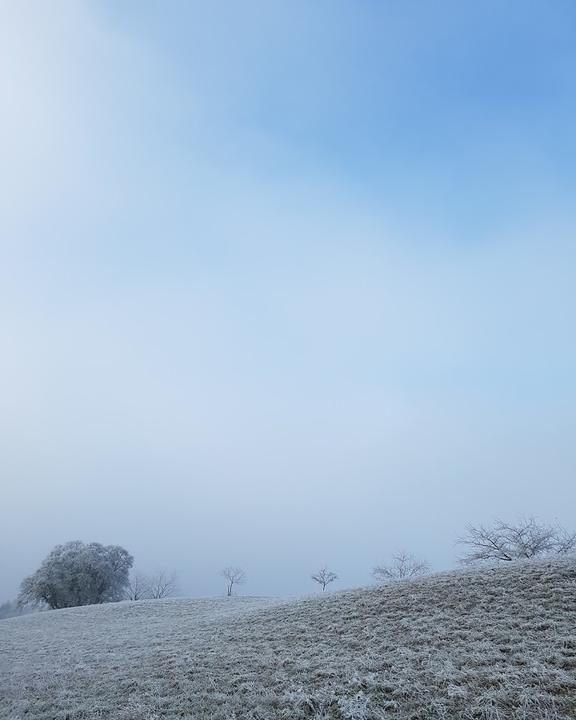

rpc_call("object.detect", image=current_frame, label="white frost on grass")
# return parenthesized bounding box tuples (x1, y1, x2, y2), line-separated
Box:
(1, 559, 576, 719)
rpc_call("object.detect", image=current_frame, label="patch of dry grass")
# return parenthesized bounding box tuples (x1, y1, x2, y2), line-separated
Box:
(1, 558, 575, 719)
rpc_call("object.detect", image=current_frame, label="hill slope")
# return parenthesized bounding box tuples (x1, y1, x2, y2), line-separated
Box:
(1, 559, 575, 720)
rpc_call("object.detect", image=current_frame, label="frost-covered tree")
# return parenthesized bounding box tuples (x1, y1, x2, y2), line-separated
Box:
(18, 541, 133, 609)
(311, 566, 338, 591)
(372, 552, 429, 583)
(221, 567, 245, 597)
(458, 517, 576, 564)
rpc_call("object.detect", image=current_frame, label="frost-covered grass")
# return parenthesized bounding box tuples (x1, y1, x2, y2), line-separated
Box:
(1, 558, 576, 719)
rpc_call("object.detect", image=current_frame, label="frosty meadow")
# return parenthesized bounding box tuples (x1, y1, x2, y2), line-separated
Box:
(1, 558, 576, 719)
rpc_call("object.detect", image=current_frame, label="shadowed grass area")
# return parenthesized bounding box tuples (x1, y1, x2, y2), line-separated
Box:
(1, 559, 575, 719)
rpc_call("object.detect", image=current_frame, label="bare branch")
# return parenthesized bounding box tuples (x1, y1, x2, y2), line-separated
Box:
(221, 567, 246, 597)
(457, 517, 575, 564)
(147, 570, 179, 599)
(124, 572, 151, 601)
(124, 570, 178, 600)
(372, 552, 429, 583)
(311, 566, 338, 591)
(554, 526, 576, 554)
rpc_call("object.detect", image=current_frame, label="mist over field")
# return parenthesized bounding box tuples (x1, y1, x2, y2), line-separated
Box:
(2, 0, 575, 604)
(2, 2, 576, 718)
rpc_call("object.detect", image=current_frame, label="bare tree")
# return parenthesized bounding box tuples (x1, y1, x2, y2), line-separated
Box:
(372, 552, 429, 583)
(555, 525, 576, 554)
(457, 517, 576, 564)
(147, 570, 179, 599)
(311, 566, 338, 591)
(221, 567, 246, 597)
(124, 572, 151, 601)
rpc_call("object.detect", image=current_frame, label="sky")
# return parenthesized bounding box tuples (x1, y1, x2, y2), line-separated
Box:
(1, 0, 575, 602)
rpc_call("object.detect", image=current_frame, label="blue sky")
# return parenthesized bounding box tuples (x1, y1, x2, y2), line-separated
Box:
(1, 1, 575, 600)
(98, 0, 576, 236)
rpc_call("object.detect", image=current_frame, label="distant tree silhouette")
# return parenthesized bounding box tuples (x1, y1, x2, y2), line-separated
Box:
(19, 541, 133, 609)
(372, 552, 429, 583)
(147, 570, 179, 599)
(221, 567, 246, 596)
(458, 517, 576, 563)
(311, 566, 338, 591)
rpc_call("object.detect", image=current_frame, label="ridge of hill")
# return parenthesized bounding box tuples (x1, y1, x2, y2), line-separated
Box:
(1, 558, 575, 719)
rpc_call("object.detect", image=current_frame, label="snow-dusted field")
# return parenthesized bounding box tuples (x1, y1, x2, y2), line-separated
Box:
(1, 559, 575, 719)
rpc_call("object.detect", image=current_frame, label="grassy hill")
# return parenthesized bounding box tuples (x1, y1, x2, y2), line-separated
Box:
(1, 558, 575, 720)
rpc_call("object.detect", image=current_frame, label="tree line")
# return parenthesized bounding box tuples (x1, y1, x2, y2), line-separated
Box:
(8, 517, 575, 613)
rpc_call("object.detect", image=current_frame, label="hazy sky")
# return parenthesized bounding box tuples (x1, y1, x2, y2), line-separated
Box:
(1, 1, 575, 602)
